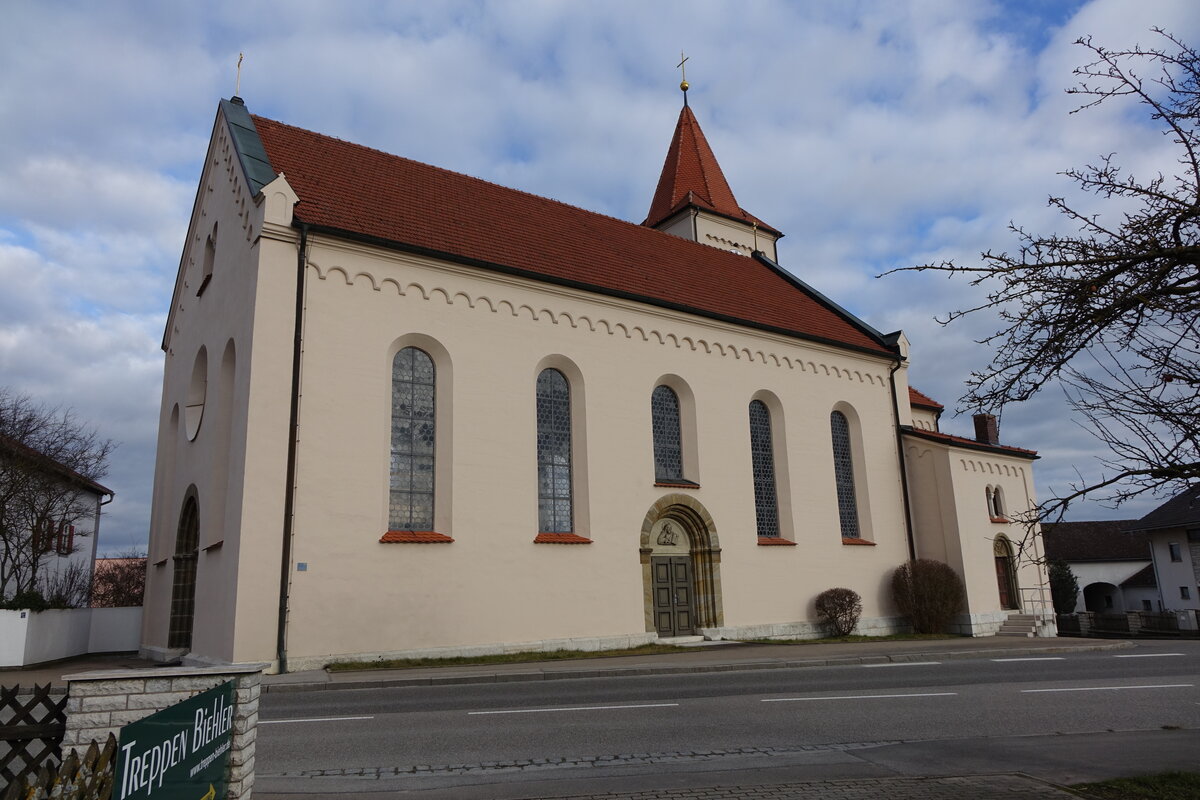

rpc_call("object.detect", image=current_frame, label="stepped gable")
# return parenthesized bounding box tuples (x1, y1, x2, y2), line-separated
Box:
(250, 114, 889, 356)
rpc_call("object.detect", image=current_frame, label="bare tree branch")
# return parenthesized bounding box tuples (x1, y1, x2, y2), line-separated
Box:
(885, 30, 1200, 520)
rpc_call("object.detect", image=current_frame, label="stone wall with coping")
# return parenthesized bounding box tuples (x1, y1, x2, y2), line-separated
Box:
(62, 663, 267, 800)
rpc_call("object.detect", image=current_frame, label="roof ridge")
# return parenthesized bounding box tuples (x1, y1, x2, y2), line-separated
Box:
(252, 114, 684, 239)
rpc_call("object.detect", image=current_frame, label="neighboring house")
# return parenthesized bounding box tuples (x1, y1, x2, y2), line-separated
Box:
(141, 92, 1052, 671)
(0, 432, 113, 604)
(1041, 520, 1157, 612)
(1125, 486, 1200, 613)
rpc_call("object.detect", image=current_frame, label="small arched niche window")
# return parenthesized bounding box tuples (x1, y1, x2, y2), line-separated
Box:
(198, 223, 216, 296)
(748, 400, 779, 538)
(987, 486, 1007, 521)
(830, 410, 860, 539)
(651, 385, 685, 482)
(390, 347, 436, 531)
(536, 368, 573, 533)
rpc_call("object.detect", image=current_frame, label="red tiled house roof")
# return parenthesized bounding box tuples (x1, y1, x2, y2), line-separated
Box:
(643, 105, 779, 234)
(248, 111, 893, 357)
(908, 386, 944, 410)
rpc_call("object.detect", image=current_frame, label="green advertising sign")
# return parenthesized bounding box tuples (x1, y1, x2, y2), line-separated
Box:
(114, 680, 235, 800)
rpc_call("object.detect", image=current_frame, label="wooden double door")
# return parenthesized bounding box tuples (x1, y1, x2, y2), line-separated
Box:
(652, 556, 696, 637)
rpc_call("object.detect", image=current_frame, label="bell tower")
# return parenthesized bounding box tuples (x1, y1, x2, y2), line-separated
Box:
(643, 67, 781, 259)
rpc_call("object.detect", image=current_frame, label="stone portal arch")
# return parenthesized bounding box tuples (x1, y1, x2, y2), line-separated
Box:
(639, 494, 723, 636)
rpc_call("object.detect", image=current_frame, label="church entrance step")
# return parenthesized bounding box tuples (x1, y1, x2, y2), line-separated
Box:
(657, 635, 705, 645)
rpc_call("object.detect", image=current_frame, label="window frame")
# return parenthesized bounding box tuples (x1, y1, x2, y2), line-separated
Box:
(388, 346, 437, 533)
(536, 367, 574, 535)
(748, 399, 781, 540)
(830, 410, 861, 540)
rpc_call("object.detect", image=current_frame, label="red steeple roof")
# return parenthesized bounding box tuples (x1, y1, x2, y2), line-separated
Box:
(643, 105, 778, 235)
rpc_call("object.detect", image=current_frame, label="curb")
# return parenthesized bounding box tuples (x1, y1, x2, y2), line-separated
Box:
(260, 640, 1134, 694)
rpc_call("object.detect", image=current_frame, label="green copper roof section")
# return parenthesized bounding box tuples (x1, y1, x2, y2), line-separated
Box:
(220, 97, 275, 196)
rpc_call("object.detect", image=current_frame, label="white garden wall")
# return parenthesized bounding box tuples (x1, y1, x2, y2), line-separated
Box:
(0, 606, 143, 667)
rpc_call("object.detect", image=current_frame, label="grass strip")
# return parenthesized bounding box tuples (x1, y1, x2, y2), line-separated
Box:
(1069, 771, 1200, 799)
(742, 633, 957, 645)
(326, 643, 697, 671)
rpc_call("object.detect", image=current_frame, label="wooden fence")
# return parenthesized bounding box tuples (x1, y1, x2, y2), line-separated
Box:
(0, 684, 66, 790)
(1, 734, 114, 800)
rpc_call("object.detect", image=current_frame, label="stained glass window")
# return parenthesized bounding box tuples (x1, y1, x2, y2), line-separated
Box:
(651, 385, 683, 481)
(390, 347, 436, 531)
(748, 400, 779, 538)
(537, 368, 573, 533)
(830, 410, 860, 538)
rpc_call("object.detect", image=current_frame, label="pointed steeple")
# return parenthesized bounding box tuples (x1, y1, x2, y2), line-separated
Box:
(643, 103, 781, 257)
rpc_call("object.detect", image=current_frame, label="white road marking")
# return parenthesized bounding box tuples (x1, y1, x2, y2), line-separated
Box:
(1021, 684, 1193, 694)
(260, 715, 375, 724)
(992, 657, 1064, 662)
(468, 703, 679, 716)
(861, 661, 941, 668)
(762, 693, 956, 703)
(1114, 653, 1185, 658)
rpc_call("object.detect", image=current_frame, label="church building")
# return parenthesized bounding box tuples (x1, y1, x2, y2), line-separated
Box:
(141, 86, 1054, 671)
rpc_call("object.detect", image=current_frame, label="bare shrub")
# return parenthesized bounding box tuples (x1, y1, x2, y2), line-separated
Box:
(91, 552, 147, 607)
(815, 587, 863, 637)
(891, 560, 965, 634)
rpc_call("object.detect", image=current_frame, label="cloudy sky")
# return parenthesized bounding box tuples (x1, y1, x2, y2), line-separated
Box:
(3, 0, 1198, 554)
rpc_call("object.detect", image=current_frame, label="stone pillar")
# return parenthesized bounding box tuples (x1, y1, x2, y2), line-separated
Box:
(1126, 611, 1143, 636)
(62, 663, 267, 800)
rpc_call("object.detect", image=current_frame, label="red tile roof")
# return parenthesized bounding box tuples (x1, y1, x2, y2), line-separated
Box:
(901, 427, 1038, 459)
(908, 386, 944, 410)
(643, 105, 778, 234)
(250, 114, 891, 356)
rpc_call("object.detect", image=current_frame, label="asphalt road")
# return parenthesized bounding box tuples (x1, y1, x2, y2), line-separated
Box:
(255, 641, 1200, 797)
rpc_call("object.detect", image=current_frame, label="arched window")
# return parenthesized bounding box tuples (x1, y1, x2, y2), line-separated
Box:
(390, 347, 436, 531)
(168, 494, 199, 650)
(536, 368, 573, 533)
(651, 385, 684, 481)
(748, 400, 779, 538)
(830, 410, 860, 538)
(987, 486, 1007, 520)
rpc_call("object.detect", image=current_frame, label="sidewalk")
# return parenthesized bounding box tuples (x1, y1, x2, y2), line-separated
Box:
(0, 635, 1133, 691)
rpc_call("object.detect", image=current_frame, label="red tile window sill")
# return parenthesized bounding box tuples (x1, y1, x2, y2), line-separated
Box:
(841, 537, 876, 546)
(534, 532, 593, 544)
(990, 517, 1010, 524)
(380, 530, 454, 543)
(654, 481, 700, 489)
(757, 536, 797, 546)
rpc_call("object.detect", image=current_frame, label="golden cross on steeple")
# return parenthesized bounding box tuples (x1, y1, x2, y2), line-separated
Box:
(677, 51, 690, 104)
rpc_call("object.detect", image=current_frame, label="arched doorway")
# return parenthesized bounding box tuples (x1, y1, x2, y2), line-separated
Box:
(168, 492, 200, 650)
(993, 536, 1020, 610)
(639, 495, 723, 637)
(1083, 582, 1119, 613)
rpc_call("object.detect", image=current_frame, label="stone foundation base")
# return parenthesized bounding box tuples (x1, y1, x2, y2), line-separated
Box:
(703, 615, 911, 641)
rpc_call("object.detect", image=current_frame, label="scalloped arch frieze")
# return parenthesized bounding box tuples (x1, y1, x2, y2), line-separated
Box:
(310, 263, 888, 385)
(958, 458, 1024, 478)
